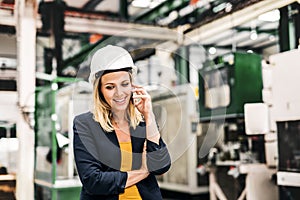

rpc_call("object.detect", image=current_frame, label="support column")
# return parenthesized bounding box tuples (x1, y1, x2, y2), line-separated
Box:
(119, 0, 128, 20)
(292, 3, 300, 47)
(15, 0, 36, 199)
(279, 6, 290, 52)
(175, 46, 190, 84)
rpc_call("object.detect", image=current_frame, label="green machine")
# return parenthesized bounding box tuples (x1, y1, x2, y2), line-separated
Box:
(34, 76, 91, 200)
(198, 52, 263, 121)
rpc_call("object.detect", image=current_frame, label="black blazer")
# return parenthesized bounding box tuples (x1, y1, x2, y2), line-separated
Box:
(73, 112, 171, 200)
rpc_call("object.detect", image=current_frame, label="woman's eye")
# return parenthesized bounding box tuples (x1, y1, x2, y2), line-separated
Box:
(105, 85, 114, 90)
(122, 83, 129, 87)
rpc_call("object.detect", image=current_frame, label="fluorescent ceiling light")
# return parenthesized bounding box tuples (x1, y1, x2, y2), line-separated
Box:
(132, 0, 166, 8)
(209, 47, 217, 55)
(250, 31, 258, 40)
(149, 0, 166, 8)
(258, 9, 280, 22)
(213, 3, 227, 13)
(132, 0, 151, 8)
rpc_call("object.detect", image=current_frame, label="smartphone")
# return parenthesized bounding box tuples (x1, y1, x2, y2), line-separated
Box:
(132, 90, 140, 104)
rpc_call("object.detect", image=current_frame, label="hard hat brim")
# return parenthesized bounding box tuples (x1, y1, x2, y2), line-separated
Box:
(95, 67, 133, 79)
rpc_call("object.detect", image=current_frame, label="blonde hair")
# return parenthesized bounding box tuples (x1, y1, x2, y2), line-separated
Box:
(92, 72, 143, 132)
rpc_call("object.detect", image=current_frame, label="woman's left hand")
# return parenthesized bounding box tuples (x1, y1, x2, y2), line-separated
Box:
(131, 85, 152, 117)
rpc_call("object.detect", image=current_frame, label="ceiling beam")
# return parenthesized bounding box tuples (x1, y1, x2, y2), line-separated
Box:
(184, 0, 298, 46)
(82, 0, 103, 11)
(0, 11, 177, 41)
(61, 16, 178, 41)
(207, 27, 278, 46)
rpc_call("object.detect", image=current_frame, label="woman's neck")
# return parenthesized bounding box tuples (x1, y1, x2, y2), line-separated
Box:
(112, 110, 127, 124)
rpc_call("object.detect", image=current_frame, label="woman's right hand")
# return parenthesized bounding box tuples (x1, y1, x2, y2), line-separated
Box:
(125, 142, 149, 188)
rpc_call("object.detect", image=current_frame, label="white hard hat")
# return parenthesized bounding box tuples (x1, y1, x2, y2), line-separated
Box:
(88, 45, 137, 84)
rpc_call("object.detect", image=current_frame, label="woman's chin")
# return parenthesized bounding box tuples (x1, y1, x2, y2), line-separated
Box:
(112, 102, 130, 111)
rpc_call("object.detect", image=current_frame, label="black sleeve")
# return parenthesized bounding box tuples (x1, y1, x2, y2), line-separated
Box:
(146, 137, 171, 175)
(73, 115, 127, 195)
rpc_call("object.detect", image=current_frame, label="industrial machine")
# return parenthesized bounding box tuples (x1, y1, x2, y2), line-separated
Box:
(266, 49, 300, 199)
(241, 49, 300, 199)
(197, 52, 279, 200)
(150, 84, 209, 195)
(148, 51, 269, 199)
(34, 76, 92, 200)
(198, 52, 263, 121)
(198, 52, 265, 167)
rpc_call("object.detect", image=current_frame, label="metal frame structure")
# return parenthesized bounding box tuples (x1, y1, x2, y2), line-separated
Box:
(34, 76, 83, 200)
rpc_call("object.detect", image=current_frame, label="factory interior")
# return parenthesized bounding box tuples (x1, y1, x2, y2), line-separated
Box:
(1, 0, 300, 199)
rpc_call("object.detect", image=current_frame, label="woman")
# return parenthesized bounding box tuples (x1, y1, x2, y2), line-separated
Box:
(73, 45, 171, 200)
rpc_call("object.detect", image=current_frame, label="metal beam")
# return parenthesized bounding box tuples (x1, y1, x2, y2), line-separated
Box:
(184, 0, 298, 46)
(119, 0, 129, 20)
(82, 0, 103, 11)
(279, 6, 290, 52)
(1, 8, 177, 41)
(293, 3, 300, 47)
(62, 16, 178, 41)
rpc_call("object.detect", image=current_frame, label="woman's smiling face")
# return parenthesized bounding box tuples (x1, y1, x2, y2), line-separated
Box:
(100, 71, 132, 112)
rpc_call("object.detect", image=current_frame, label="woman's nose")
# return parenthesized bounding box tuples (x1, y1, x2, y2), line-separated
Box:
(115, 86, 125, 96)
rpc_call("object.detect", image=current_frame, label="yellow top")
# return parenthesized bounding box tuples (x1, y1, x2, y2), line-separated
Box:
(119, 141, 142, 200)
